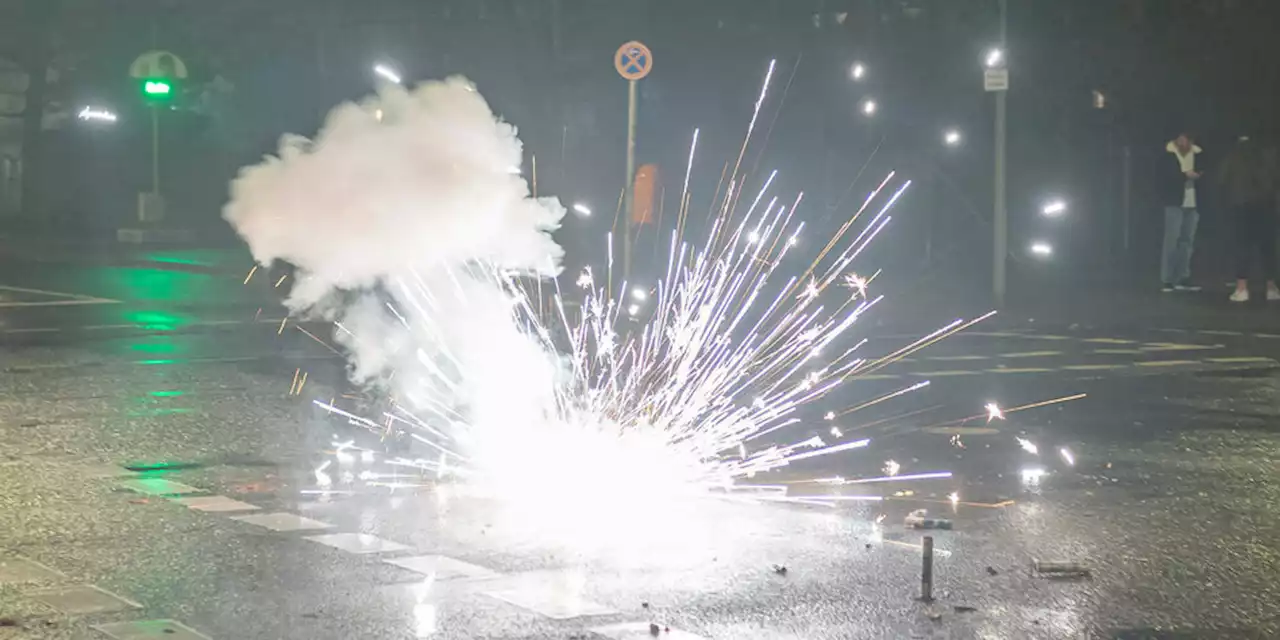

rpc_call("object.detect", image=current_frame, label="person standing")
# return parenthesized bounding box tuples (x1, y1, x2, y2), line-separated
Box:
(1217, 136, 1280, 302)
(1160, 133, 1204, 292)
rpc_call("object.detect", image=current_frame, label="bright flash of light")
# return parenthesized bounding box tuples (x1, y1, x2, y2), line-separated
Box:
(1030, 241, 1053, 257)
(985, 402, 1004, 422)
(844, 273, 868, 299)
(572, 202, 592, 217)
(275, 63, 1029, 530)
(948, 491, 960, 506)
(883, 459, 900, 476)
(851, 62, 866, 80)
(1021, 467, 1047, 483)
(631, 287, 648, 301)
(1042, 200, 1067, 216)
(78, 106, 117, 122)
(373, 63, 402, 84)
(861, 99, 877, 116)
(839, 470, 951, 484)
(943, 129, 962, 146)
(1016, 437, 1039, 455)
(829, 426, 842, 437)
(985, 48, 1005, 68)
(1059, 447, 1075, 466)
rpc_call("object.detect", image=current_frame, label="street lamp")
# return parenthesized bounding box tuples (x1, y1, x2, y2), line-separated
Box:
(77, 106, 117, 123)
(943, 128, 962, 147)
(1041, 199, 1067, 217)
(1029, 241, 1053, 257)
(850, 62, 866, 81)
(984, 48, 1005, 69)
(572, 202, 592, 217)
(373, 63, 402, 84)
(860, 99, 877, 116)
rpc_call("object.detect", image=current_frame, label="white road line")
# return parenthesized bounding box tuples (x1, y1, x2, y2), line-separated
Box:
(1084, 338, 1137, 344)
(910, 370, 979, 377)
(926, 354, 990, 361)
(1094, 348, 1142, 354)
(999, 350, 1062, 358)
(1062, 364, 1128, 371)
(1203, 356, 1277, 364)
(1134, 360, 1197, 367)
(1197, 330, 1244, 336)
(988, 367, 1054, 374)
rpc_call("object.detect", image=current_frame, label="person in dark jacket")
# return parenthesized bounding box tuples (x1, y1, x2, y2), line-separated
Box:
(1160, 132, 1203, 292)
(1217, 136, 1280, 302)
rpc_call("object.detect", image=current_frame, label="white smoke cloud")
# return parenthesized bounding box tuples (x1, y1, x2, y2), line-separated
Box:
(224, 77, 567, 428)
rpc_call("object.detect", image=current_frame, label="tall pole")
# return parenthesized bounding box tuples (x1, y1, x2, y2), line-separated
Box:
(150, 106, 160, 195)
(623, 78, 638, 282)
(992, 0, 1008, 307)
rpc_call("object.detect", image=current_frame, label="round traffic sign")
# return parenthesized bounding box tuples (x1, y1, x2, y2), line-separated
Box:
(615, 41, 653, 81)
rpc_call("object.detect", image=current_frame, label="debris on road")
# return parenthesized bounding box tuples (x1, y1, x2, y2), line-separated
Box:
(905, 509, 953, 530)
(985, 566, 999, 576)
(953, 605, 978, 613)
(649, 623, 661, 636)
(1032, 560, 1091, 579)
(771, 564, 788, 576)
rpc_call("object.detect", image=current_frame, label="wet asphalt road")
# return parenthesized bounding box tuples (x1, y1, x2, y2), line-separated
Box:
(3, 251, 1280, 639)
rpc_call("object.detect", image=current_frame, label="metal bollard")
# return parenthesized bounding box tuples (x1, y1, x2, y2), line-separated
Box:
(920, 535, 935, 602)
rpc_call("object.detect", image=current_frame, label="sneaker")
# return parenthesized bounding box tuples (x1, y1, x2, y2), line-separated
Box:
(1174, 281, 1202, 292)
(1230, 288, 1250, 303)
(1268, 285, 1280, 301)
(1161, 283, 1175, 293)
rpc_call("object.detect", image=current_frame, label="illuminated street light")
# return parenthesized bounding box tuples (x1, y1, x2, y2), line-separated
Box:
(1041, 199, 1067, 216)
(943, 128, 962, 147)
(77, 106, 117, 123)
(1029, 241, 1053, 257)
(572, 202, 592, 217)
(860, 99, 877, 116)
(850, 62, 866, 81)
(373, 63, 402, 84)
(985, 48, 1005, 68)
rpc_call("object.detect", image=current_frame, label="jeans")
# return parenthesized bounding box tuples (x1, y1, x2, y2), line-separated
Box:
(1232, 202, 1277, 281)
(1161, 206, 1199, 284)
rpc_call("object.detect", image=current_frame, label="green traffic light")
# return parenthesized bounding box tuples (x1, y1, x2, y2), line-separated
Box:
(143, 80, 172, 96)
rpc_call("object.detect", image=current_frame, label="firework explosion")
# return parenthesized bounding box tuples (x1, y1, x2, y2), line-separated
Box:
(228, 67, 1072, 516)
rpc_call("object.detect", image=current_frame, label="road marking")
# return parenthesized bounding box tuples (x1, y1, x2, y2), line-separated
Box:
(999, 350, 1062, 358)
(886, 496, 1014, 509)
(231, 512, 333, 532)
(303, 533, 412, 554)
(854, 374, 902, 381)
(1203, 356, 1277, 364)
(910, 370, 979, 377)
(988, 367, 1054, 374)
(1255, 333, 1280, 339)
(1197, 330, 1244, 336)
(1134, 360, 1198, 367)
(1140, 342, 1221, 351)
(94, 619, 212, 640)
(592, 623, 708, 639)
(384, 555, 500, 581)
(0, 284, 120, 306)
(926, 354, 990, 361)
(119, 478, 202, 496)
(1084, 338, 1137, 344)
(171, 495, 261, 512)
(883, 539, 953, 557)
(24, 584, 142, 615)
(1062, 364, 1128, 371)
(1094, 348, 1142, 354)
(922, 426, 1000, 435)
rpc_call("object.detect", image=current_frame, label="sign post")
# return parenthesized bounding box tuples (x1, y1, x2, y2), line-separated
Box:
(129, 50, 187, 223)
(615, 41, 652, 282)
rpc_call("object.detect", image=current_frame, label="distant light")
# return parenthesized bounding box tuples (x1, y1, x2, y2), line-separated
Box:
(787, 235, 798, 247)
(1021, 467, 1047, 483)
(142, 80, 172, 96)
(572, 202, 592, 217)
(1029, 241, 1053, 257)
(861, 99, 877, 116)
(1092, 89, 1106, 109)
(373, 63, 402, 84)
(627, 303, 641, 317)
(943, 128, 962, 146)
(985, 48, 1005, 68)
(850, 62, 866, 81)
(1042, 199, 1067, 216)
(77, 106, 117, 123)
(746, 230, 761, 244)
(374, 108, 384, 122)
(631, 287, 647, 301)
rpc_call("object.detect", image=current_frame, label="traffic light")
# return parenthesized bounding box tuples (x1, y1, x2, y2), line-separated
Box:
(141, 79, 174, 102)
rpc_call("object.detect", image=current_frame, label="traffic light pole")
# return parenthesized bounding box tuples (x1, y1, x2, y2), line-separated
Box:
(151, 106, 160, 195)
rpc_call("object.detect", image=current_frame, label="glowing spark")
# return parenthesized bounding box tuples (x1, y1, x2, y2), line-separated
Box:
(631, 287, 648, 301)
(800, 279, 820, 300)
(747, 230, 761, 244)
(243, 265, 258, 285)
(985, 402, 1004, 422)
(1021, 467, 1047, 483)
(824, 411, 835, 421)
(829, 426, 842, 437)
(844, 273, 868, 299)
(842, 470, 950, 484)
(883, 459, 900, 476)
(1059, 447, 1075, 466)
(373, 63, 402, 84)
(572, 202, 592, 216)
(948, 491, 959, 505)
(627, 303, 640, 316)
(1016, 437, 1039, 455)
(576, 267, 593, 289)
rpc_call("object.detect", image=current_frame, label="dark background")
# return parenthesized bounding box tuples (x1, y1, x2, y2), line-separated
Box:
(4, 0, 1280, 299)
